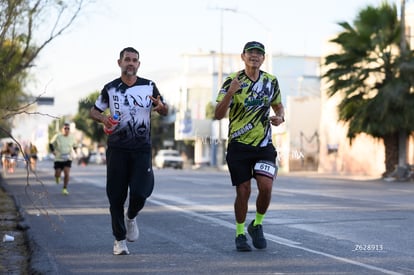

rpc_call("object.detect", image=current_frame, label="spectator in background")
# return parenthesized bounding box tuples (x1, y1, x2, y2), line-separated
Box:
(1, 142, 15, 173)
(29, 143, 38, 172)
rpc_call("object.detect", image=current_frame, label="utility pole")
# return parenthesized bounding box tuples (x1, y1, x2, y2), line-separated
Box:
(211, 7, 272, 168)
(212, 7, 236, 168)
(399, 0, 408, 167)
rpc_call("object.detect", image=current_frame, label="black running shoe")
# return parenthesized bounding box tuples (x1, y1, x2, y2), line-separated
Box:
(248, 220, 267, 249)
(235, 234, 252, 252)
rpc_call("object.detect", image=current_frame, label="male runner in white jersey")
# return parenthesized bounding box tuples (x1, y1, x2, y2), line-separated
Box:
(90, 47, 168, 255)
(49, 122, 77, 195)
(215, 41, 285, 252)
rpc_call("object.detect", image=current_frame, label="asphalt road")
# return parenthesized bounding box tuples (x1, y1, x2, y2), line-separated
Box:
(2, 160, 414, 275)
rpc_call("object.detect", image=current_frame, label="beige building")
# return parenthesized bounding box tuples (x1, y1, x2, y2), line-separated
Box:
(175, 51, 322, 171)
(317, 4, 414, 177)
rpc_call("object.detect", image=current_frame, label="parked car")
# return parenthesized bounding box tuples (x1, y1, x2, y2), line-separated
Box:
(154, 149, 184, 169)
(88, 151, 106, 165)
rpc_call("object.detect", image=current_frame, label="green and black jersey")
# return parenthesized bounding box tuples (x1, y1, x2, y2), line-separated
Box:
(216, 70, 281, 147)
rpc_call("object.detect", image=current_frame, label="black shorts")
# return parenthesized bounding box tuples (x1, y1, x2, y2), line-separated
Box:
(54, 160, 72, 170)
(226, 142, 277, 186)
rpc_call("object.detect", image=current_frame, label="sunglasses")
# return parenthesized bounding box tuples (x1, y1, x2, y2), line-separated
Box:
(64, 127, 70, 130)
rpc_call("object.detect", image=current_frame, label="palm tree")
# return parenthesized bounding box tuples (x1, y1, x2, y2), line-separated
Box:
(323, 2, 414, 176)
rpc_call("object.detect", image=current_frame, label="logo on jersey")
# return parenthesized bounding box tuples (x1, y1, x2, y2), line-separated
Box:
(244, 95, 269, 107)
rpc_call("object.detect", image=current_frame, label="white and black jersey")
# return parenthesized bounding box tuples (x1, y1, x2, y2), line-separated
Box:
(94, 77, 165, 150)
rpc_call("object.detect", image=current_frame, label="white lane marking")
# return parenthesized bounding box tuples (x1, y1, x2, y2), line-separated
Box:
(150, 195, 300, 247)
(150, 194, 403, 275)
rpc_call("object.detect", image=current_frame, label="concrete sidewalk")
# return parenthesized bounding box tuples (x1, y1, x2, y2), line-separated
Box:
(0, 169, 30, 274)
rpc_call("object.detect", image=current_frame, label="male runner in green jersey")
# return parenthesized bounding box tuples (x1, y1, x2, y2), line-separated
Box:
(215, 41, 285, 251)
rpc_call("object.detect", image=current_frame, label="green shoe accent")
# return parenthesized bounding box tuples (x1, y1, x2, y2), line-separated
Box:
(55, 177, 60, 184)
(62, 188, 69, 195)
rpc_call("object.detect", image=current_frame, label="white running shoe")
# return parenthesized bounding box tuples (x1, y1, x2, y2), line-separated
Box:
(113, 239, 129, 255)
(125, 216, 139, 242)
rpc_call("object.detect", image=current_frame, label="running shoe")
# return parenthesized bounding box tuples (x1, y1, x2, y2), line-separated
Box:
(248, 220, 267, 249)
(235, 234, 252, 252)
(62, 188, 69, 195)
(55, 177, 60, 184)
(113, 239, 129, 255)
(125, 216, 139, 242)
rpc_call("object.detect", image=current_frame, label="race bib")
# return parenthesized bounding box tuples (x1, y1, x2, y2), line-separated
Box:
(254, 161, 277, 178)
(61, 153, 70, 161)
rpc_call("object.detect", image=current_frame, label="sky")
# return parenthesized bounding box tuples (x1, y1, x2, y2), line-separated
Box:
(15, 0, 405, 141)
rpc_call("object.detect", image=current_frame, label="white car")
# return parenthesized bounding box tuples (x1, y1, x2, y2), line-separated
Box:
(88, 152, 106, 164)
(154, 149, 184, 169)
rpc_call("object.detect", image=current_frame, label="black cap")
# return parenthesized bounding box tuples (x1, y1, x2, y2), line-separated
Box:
(243, 41, 265, 54)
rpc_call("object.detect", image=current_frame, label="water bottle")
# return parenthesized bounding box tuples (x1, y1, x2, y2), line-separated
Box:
(103, 114, 119, 135)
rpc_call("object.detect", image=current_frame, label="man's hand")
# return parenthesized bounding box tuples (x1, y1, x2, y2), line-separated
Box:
(150, 95, 168, 115)
(228, 71, 243, 96)
(269, 115, 284, 126)
(102, 115, 113, 128)
(215, 71, 243, 120)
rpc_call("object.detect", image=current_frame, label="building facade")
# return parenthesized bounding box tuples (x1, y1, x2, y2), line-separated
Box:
(175, 51, 321, 171)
